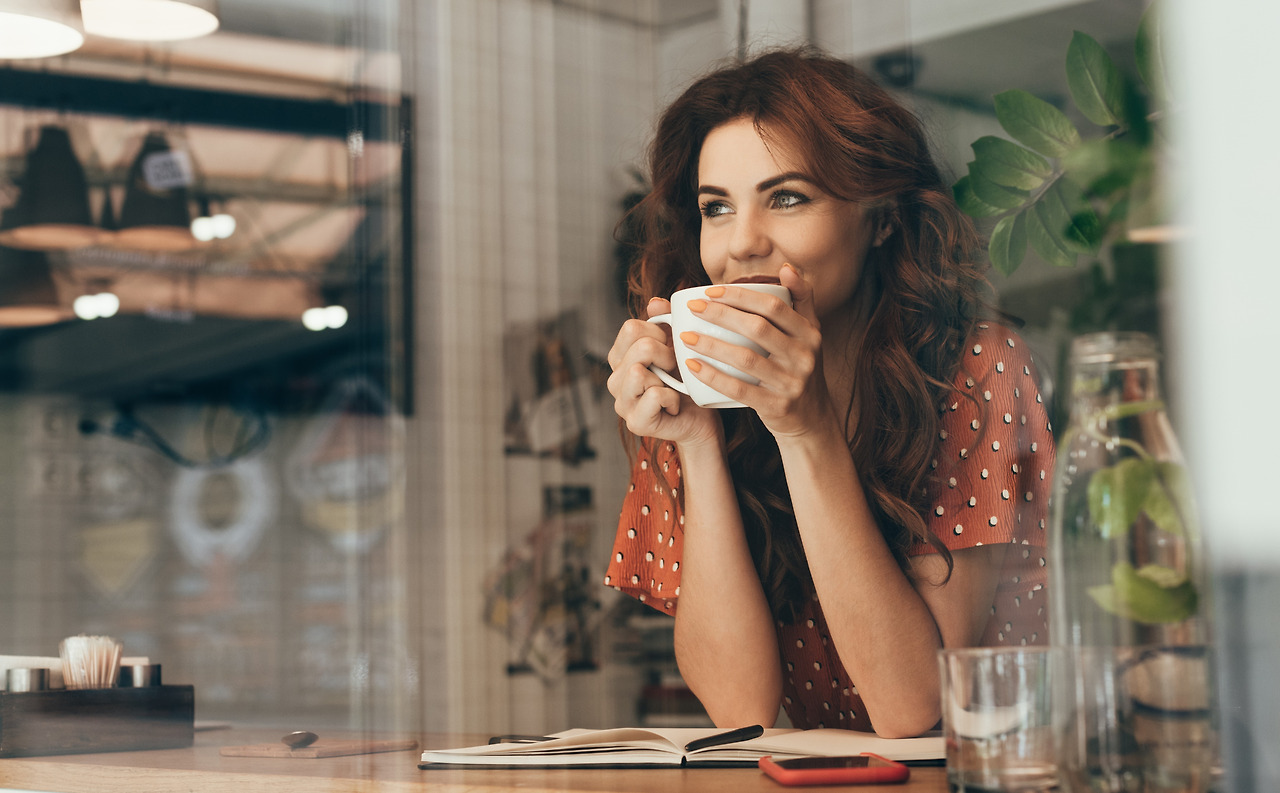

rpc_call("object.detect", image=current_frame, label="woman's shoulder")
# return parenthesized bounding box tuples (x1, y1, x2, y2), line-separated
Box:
(954, 320, 1045, 388)
(963, 320, 1032, 355)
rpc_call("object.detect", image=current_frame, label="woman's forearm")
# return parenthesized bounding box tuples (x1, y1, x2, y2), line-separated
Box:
(775, 428, 946, 737)
(672, 438, 783, 728)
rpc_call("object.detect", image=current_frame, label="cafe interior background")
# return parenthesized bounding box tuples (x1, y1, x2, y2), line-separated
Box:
(0, 0, 1274, 784)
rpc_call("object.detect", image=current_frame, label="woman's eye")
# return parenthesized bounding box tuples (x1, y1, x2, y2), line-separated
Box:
(771, 190, 808, 210)
(699, 200, 731, 219)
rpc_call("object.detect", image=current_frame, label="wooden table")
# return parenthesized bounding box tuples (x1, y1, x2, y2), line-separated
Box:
(0, 729, 949, 793)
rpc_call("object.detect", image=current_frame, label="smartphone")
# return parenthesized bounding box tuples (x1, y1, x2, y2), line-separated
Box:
(758, 754, 910, 786)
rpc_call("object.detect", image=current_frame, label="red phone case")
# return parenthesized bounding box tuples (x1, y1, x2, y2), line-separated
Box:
(758, 754, 911, 786)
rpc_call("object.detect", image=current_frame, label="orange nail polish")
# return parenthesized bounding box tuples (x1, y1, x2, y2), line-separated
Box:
(704, 286, 726, 298)
(688, 299, 708, 312)
(680, 331, 699, 345)
(686, 359, 703, 373)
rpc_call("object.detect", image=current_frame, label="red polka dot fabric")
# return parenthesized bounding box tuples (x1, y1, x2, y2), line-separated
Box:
(603, 323, 1056, 730)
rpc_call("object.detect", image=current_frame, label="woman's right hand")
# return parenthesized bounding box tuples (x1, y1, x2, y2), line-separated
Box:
(607, 297, 721, 447)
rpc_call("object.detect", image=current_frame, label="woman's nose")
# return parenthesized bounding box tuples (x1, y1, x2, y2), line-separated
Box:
(727, 214, 772, 261)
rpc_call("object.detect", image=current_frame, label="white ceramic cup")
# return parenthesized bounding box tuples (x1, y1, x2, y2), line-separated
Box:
(647, 283, 791, 409)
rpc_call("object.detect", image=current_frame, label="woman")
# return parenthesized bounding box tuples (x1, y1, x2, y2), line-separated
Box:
(604, 49, 1054, 738)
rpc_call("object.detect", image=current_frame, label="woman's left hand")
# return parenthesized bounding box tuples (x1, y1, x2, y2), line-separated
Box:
(683, 264, 839, 438)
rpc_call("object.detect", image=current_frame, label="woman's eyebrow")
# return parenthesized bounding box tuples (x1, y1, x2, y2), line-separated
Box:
(757, 172, 811, 191)
(698, 172, 813, 197)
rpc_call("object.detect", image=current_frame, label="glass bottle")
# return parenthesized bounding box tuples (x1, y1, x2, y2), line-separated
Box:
(1048, 332, 1215, 793)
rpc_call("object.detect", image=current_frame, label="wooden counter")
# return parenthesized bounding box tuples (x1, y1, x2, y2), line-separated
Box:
(0, 729, 949, 793)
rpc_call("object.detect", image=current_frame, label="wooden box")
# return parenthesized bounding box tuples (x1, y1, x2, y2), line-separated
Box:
(0, 685, 194, 757)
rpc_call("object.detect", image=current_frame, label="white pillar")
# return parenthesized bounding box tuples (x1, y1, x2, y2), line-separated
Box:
(1170, 2, 1280, 791)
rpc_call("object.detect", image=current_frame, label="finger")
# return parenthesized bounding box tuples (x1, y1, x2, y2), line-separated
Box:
(701, 283, 791, 323)
(688, 292, 796, 356)
(607, 318, 649, 370)
(638, 382, 682, 417)
(656, 386, 682, 416)
(779, 263, 819, 328)
(608, 317, 672, 371)
(697, 280, 813, 343)
(610, 360, 665, 406)
(622, 383, 683, 437)
(684, 357, 754, 406)
(680, 324, 815, 407)
(646, 296, 671, 319)
(678, 330, 772, 386)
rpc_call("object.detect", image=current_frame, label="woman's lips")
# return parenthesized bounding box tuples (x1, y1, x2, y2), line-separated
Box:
(732, 275, 782, 285)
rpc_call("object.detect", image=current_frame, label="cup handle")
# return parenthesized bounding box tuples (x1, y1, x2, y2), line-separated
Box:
(646, 314, 690, 396)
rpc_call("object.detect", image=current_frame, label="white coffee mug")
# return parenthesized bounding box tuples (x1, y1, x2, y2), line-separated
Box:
(647, 283, 791, 409)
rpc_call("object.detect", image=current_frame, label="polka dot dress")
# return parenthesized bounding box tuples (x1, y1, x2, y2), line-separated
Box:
(603, 323, 1056, 731)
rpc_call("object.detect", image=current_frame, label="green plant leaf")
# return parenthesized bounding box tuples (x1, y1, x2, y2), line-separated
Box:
(993, 89, 1082, 158)
(1066, 31, 1126, 127)
(1084, 455, 1197, 542)
(1142, 481, 1185, 538)
(967, 162, 1029, 211)
(1087, 457, 1154, 538)
(971, 136, 1051, 190)
(1153, 462, 1199, 536)
(1068, 211, 1104, 254)
(1119, 77, 1154, 146)
(1087, 562, 1198, 624)
(1061, 138, 1147, 197)
(1107, 195, 1131, 228)
(989, 210, 1027, 276)
(1038, 179, 1102, 255)
(1134, 563, 1186, 589)
(1136, 2, 1169, 106)
(1027, 197, 1077, 267)
(953, 175, 1005, 219)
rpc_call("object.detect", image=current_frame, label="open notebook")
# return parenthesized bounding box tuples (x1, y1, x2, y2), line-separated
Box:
(419, 726, 944, 769)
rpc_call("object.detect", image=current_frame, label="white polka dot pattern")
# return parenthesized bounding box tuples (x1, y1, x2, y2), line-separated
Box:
(602, 324, 1055, 732)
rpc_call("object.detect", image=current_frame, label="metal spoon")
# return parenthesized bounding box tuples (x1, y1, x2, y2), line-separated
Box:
(281, 730, 319, 749)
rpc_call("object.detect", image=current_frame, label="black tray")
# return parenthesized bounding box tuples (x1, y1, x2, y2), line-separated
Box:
(0, 685, 194, 757)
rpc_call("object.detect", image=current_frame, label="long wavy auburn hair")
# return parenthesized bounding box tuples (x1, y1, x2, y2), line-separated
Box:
(624, 48, 992, 620)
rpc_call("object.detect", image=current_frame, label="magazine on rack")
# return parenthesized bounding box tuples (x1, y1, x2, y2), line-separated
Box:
(418, 725, 944, 769)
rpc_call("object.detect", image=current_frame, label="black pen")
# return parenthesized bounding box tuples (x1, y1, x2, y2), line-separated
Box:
(683, 724, 765, 753)
(487, 734, 555, 745)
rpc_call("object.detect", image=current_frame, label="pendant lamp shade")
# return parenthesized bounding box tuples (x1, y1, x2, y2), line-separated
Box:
(0, 233, 68, 327)
(0, 0, 84, 59)
(80, 0, 219, 42)
(0, 126, 102, 251)
(115, 132, 195, 252)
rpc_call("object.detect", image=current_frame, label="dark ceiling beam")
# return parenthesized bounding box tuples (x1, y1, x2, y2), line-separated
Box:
(0, 67, 401, 142)
(0, 161, 351, 205)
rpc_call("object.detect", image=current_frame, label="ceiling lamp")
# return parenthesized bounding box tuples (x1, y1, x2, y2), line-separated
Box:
(190, 197, 235, 242)
(0, 0, 83, 59)
(114, 132, 195, 252)
(0, 126, 102, 251)
(0, 241, 69, 327)
(73, 290, 120, 320)
(79, 0, 219, 42)
(302, 305, 348, 332)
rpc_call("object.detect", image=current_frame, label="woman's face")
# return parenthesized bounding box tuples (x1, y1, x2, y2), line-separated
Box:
(696, 117, 877, 321)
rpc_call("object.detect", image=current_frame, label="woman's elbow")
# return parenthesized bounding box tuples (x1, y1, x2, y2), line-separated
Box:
(684, 667, 783, 728)
(863, 696, 940, 738)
